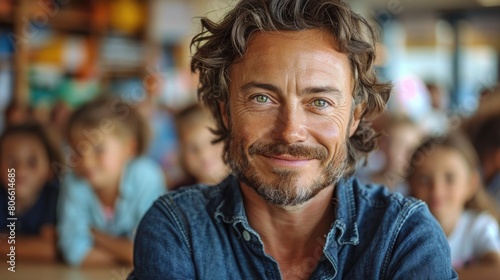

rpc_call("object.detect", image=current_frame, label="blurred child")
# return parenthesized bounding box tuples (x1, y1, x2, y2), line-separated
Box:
(4, 101, 32, 127)
(367, 116, 423, 193)
(58, 97, 166, 267)
(407, 132, 500, 279)
(174, 103, 229, 187)
(474, 116, 500, 212)
(0, 123, 60, 261)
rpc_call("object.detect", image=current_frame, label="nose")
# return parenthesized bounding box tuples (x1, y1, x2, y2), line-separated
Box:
(428, 179, 444, 199)
(79, 153, 96, 172)
(274, 104, 307, 144)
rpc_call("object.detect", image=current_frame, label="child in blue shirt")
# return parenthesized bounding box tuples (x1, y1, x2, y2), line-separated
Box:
(0, 123, 60, 261)
(58, 97, 166, 267)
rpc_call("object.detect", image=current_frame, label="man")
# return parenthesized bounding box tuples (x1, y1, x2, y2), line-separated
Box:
(129, 0, 457, 279)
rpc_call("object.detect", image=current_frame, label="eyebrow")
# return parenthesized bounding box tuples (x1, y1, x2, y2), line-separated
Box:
(240, 82, 344, 99)
(302, 86, 343, 98)
(240, 82, 282, 95)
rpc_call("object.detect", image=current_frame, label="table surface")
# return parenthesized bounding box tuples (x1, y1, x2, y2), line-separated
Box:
(0, 262, 132, 280)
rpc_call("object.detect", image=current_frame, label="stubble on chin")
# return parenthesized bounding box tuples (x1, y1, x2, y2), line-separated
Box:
(228, 138, 348, 207)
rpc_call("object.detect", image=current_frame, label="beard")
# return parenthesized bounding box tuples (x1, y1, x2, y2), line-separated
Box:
(228, 130, 349, 208)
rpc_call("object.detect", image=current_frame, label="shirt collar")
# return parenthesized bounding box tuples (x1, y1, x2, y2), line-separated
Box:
(328, 177, 360, 246)
(214, 174, 247, 224)
(214, 174, 360, 246)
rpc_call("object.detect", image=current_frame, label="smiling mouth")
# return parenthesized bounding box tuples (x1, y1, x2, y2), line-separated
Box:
(262, 154, 314, 167)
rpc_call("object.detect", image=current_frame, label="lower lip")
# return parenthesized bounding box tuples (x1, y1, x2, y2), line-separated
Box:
(262, 155, 313, 167)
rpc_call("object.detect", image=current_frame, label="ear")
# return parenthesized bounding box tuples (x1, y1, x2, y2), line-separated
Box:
(349, 103, 365, 137)
(219, 101, 229, 130)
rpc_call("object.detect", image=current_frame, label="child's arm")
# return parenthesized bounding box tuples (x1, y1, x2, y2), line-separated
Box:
(0, 225, 57, 261)
(58, 176, 122, 267)
(456, 252, 500, 280)
(91, 229, 134, 266)
(80, 247, 120, 267)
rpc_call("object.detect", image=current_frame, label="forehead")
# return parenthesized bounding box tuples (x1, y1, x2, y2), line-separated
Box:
(419, 148, 469, 171)
(231, 29, 351, 85)
(1, 133, 46, 156)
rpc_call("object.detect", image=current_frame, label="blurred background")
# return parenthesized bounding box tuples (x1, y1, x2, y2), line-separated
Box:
(0, 0, 499, 185)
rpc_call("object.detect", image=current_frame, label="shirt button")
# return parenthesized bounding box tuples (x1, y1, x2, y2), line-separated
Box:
(242, 230, 251, 241)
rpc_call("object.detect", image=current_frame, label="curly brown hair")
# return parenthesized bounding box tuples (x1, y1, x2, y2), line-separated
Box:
(191, 0, 392, 176)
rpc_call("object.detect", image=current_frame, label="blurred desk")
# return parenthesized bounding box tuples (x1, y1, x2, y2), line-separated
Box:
(0, 262, 132, 280)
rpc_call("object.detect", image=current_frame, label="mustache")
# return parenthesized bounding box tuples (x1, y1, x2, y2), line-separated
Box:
(248, 142, 328, 161)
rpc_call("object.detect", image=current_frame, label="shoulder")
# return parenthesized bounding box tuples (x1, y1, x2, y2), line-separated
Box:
(62, 173, 90, 192)
(348, 179, 432, 242)
(350, 180, 456, 278)
(154, 176, 237, 223)
(123, 157, 165, 189)
(120, 157, 166, 199)
(60, 173, 96, 204)
(351, 179, 424, 212)
(461, 210, 500, 235)
(44, 180, 60, 195)
(127, 156, 163, 176)
(157, 178, 231, 218)
(0, 185, 7, 201)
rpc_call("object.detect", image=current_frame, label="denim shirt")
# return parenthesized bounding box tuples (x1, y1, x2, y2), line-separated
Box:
(129, 175, 457, 279)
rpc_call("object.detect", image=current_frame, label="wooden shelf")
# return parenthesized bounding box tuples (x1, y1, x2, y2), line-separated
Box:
(46, 9, 92, 33)
(5, 0, 158, 108)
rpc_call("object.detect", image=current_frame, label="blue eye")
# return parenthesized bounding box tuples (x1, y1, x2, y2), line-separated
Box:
(254, 95, 269, 103)
(312, 99, 328, 108)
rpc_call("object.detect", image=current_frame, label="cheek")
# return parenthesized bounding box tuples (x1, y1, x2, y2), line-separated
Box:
(214, 143, 225, 158)
(413, 188, 429, 201)
(450, 185, 471, 203)
(184, 151, 200, 168)
(230, 100, 272, 142)
(100, 149, 124, 173)
(234, 117, 265, 146)
(310, 116, 343, 153)
(32, 164, 51, 183)
(408, 181, 428, 200)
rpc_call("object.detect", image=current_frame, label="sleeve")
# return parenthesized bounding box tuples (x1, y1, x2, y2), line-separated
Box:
(473, 212, 500, 257)
(134, 161, 167, 220)
(129, 198, 196, 279)
(0, 190, 8, 232)
(57, 176, 93, 267)
(42, 182, 59, 226)
(385, 204, 458, 280)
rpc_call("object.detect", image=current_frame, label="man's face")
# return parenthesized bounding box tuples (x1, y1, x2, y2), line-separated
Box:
(224, 29, 359, 207)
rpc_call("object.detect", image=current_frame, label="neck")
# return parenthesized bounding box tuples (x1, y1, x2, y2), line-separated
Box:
(17, 193, 40, 215)
(95, 182, 120, 207)
(438, 210, 462, 237)
(241, 183, 336, 278)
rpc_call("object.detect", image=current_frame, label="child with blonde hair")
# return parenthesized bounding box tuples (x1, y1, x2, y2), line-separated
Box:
(58, 97, 166, 267)
(407, 132, 500, 279)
